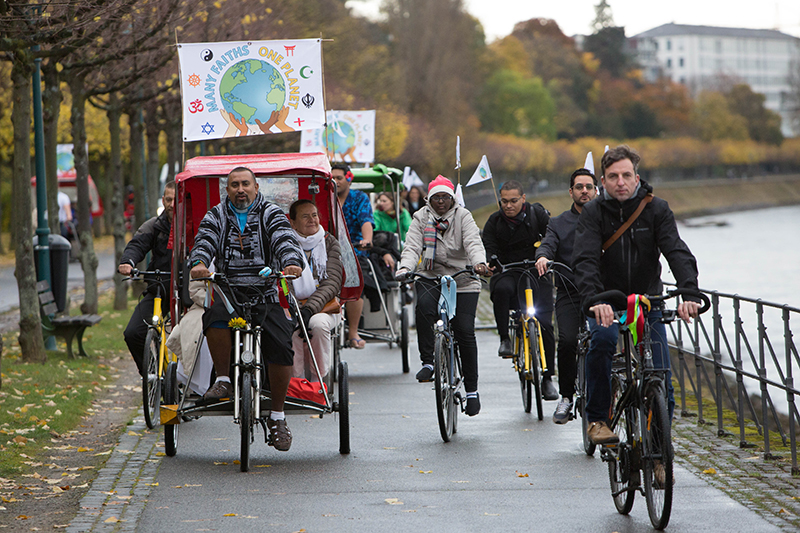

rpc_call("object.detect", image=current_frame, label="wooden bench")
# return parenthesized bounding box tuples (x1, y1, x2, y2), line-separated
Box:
(38, 280, 102, 358)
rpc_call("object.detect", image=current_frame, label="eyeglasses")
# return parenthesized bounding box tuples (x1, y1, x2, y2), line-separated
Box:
(499, 197, 522, 206)
(571, 183, 595, 191)
(430, 195, 451, 203)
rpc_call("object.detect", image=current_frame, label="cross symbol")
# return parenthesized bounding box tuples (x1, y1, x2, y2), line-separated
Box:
(294, 117, 305, 127)
(236, 233, 245, 250)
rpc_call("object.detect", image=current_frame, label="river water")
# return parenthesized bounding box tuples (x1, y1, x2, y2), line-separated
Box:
(662, 204, 800, 416)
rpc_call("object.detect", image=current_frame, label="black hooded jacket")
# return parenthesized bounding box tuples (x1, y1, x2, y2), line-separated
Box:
(120, 210, 173, 295)
(572, 179, 698, 310)
(482, 201, 550, 265)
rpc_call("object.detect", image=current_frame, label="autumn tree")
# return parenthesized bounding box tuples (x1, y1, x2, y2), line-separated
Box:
(724, 84, 783, 145)
(691, 91, 749, 142)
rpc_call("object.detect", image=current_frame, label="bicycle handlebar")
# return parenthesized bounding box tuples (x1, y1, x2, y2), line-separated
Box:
(584, 288, 711, 317)
(398, 267, 480, 283)
(124, 268, 170, 282)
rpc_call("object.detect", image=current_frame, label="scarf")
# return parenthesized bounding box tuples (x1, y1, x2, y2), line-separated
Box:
(500, 207, 526, 228)
(422, 212, 451, 270)
(293, 226, 327, 300)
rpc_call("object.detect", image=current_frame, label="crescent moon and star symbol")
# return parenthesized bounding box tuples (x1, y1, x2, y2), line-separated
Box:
(299, 65, 313, 79)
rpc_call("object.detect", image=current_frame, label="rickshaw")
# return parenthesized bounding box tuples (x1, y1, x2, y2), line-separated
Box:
(159, 153, 363, 471)
(345, 164, 413, 373)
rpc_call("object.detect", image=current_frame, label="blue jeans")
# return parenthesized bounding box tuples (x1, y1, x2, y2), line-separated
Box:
(584, 308, 674, 423)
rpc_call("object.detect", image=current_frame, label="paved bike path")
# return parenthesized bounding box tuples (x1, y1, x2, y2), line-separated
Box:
(71, 330, 782, 532)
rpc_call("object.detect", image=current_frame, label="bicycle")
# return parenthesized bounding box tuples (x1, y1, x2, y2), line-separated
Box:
(586, 288, 710, 530)
(402, 268, 479, 442)
(574, 321, 595, 456)
(125, 269, 177, 432)
(490, 257, 554, 419)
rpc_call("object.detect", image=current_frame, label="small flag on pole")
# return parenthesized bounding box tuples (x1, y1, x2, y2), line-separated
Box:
(584, 152, 595, 175)
(454, 184, 466, 207)
(455, 136, 461, 170)
(604, 145, 610, 153)
(467, 155, 493, 186)
(402, 166, 424, 189)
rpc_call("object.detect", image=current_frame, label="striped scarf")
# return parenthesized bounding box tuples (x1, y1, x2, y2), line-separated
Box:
(421, 215, 450, 270)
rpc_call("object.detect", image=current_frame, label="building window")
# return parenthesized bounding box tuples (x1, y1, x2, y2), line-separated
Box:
(666, 40, 672, 51)
(667, 58, 672, 68)
(679, 57, 684, 67)
(679, 77, 686, 84)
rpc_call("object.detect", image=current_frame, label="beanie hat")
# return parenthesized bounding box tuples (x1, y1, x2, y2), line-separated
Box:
(427, 175, 456, 200)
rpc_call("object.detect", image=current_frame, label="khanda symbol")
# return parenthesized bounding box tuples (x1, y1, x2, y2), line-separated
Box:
(302, 93, 315, 109)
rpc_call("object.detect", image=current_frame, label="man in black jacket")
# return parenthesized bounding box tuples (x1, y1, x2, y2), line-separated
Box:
(483, 180, 557, 400)
(535, 168, 597, 423)
(573, 145, 700, 445)
(118, 182, 175, 376)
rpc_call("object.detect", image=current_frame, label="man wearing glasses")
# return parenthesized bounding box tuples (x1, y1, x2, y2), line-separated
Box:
(483, 180, 558, 401)
(534, 168, 597, 423)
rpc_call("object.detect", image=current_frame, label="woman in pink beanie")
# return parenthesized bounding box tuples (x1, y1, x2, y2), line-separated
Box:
(395, 175, 489, 416)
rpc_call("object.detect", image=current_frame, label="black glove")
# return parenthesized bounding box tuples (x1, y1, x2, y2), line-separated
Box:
(300, 307, 314, 328)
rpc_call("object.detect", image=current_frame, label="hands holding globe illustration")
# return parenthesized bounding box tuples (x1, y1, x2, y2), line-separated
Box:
(220, 106, 292, 137)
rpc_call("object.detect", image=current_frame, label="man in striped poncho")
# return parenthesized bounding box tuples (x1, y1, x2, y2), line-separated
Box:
(190, 167, 303, 451)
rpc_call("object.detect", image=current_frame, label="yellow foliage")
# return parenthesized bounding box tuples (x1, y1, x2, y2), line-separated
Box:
(376, 110, 410, 162)
(488, 37, 531, 76)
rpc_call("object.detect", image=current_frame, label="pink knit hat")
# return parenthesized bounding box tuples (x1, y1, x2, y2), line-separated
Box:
(427, 175, 456, 200)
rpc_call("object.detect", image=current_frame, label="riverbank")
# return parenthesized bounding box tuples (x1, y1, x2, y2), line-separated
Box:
(471, 173, 800, 226)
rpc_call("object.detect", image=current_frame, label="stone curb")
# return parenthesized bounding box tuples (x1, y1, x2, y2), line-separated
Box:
(65, 411, 162, 533)
(672, 416, 800, 531)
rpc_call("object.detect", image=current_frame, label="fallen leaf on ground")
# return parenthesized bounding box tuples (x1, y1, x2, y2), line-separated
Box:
(155, 452, 166, 457)
(255, 465, 271, 468)
(214, 462, 228, 465)
(76, 447, 94, 452)
(702, 468, 717, 475)
(419, 470, 432, 474)
(385, 498, 403, 505)
(233, 460, 241, 465)
(103, 517, 120, 523)
(223, 513, 237, 517)
(516, 471, 529, 478)
(16, 515, 30, 520)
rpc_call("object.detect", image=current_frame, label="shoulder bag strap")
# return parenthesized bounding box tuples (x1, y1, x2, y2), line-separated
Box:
(602, 193, 654, 252)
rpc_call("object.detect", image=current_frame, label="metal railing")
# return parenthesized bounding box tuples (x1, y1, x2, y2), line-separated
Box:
(666, 286, 800, 474)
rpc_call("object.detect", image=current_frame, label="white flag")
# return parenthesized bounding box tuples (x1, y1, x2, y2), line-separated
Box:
(584, 152, 595, 175)
(604, 145, 610, 153)
(178, 39, 325, 142)
(402, 166, 424, 189)
(454, 183, 465, 207)
(455, 136, 461, 170)
(300, 110, 376, 163)
(467, 155, 493, 186)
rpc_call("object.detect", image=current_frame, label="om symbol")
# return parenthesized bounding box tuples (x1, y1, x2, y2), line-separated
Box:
(188, 99, 204, 114)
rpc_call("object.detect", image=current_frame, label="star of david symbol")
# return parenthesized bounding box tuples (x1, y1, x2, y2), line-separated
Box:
(201, 122, 215, 135)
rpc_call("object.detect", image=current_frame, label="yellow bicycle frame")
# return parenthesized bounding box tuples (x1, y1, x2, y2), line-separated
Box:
(515, 285, 547, 377)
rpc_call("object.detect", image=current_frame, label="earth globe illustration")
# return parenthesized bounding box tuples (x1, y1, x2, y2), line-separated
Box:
(219, 59, 286, 125)
(325, 121, 356, 154)
(57, 152, 74, 172)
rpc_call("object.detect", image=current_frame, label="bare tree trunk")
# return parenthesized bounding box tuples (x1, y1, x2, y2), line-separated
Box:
(165, 112, 180, 182)
(127, 104, 146, 235)
(109, 94, 128, 310)
(145, 101, 161, 216)
(68, 74, 100, 315)
(12, 55, 46, 363)
(42, 60, 62, 238)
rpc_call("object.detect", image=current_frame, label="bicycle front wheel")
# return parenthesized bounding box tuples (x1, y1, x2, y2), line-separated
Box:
(608, 374, 636, 515)
(164, 362, 179, 457)
(643, 384, 673, 530)
(530, 324, 544, 421)
(577, 349, 596, 456)
(516, 327, 532, 413)
(239, 370, 254, 472)
(142, 329, 162, 430)
(434, 334, 455, 442)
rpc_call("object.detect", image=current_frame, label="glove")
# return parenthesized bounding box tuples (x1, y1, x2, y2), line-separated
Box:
(300, 307, 314, 328)
(395, 268, 409, 281)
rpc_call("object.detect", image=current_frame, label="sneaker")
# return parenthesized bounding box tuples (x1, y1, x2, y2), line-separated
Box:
(267, 418, 293, 451)
(587, 421, 619, 445)
(541, 377, 558, 401)
(653, 460, 675, 488)
(416, 365, 434, 382)
(202, 380, 232, 401)
(498, 338, 514, 358)
(553, 397, 573, 424)
(466, 394, 481, 416)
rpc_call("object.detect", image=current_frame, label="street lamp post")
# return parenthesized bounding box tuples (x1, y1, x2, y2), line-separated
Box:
(32, 44, 50, 289)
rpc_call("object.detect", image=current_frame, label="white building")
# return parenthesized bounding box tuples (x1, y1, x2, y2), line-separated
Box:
(630, 23, 800, 137)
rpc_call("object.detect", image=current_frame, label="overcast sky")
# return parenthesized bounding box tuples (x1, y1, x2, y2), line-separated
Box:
(347, 0, 800, 40)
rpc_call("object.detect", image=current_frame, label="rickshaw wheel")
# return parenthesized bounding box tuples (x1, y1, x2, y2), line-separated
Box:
(400, 306, 410, 374)
(164, 362, 179, 457)
(338, 361, 350, 454)
(142, 329, 161, 430)
(240, 370, 253, 472)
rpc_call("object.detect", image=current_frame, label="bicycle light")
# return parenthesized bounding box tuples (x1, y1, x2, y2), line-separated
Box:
(434, 320, 445, 333)
(526, 306, 536, 318)
(241, 350, 255, 364)
(152, 314, 160, 325)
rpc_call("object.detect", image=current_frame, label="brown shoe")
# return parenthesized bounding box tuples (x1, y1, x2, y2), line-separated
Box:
(202, 380, 232, 401)
(588, 421, 619, 445)
(267, 418, 293, 451)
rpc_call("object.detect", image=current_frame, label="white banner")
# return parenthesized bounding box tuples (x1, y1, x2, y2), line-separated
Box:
(466, 155, 493, 186)
(300, 110, 376, 163)
(178, 39, 325, 142)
